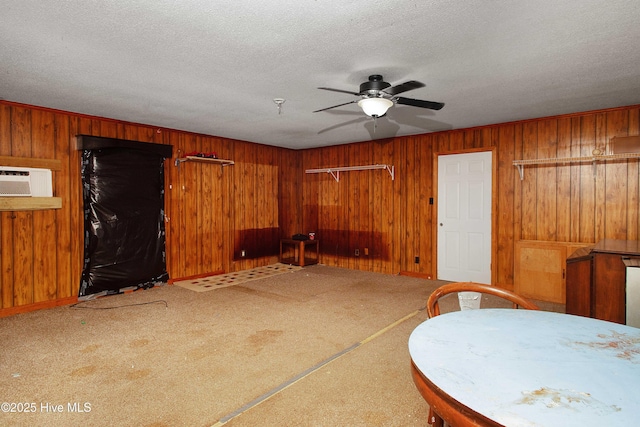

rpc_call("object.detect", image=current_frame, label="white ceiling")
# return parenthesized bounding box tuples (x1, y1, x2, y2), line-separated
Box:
(1, 0, 639, 150)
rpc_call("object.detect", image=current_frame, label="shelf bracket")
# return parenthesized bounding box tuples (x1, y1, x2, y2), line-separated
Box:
(385, 165, 395, 181)
(516, 165, 524, 181)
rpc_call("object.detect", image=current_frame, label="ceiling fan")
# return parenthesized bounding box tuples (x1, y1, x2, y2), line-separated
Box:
(313, 74, 445, 118)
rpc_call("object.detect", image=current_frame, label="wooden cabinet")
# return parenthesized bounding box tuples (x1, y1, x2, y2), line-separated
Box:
(566, 239, 640, 324)
(515, 240, 589, 304)
(593, 253, 627, 322)
(565, 247, 592, 317)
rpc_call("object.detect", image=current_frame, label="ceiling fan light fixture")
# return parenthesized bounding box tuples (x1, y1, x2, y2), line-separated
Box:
(357, 97, 393, 117)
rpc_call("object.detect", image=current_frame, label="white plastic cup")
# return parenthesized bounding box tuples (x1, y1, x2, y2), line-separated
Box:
(458, 292, 481, 310)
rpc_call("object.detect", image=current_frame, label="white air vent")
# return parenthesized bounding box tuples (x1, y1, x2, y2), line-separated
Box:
(0, 166, 53, 197)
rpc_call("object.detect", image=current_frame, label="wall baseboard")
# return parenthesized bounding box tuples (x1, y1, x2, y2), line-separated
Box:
(0, 296, 78, 318)
(399, 271, 433, 279)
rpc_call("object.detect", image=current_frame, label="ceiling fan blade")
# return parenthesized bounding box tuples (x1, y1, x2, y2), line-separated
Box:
(384, 80, 425, 96)
(318, 87, 360, 96)
(313, 100, 358, 113)
(395, 97, 445, 110)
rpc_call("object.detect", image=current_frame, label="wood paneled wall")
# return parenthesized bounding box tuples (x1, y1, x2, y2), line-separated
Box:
(301, 106, 640, 283)
(0, 102, 301, 315)
(1, 100, 639, 315)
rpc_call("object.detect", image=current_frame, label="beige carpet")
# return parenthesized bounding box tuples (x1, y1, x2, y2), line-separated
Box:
(173, 263, 302, 292)
(0, 265, 563, 427)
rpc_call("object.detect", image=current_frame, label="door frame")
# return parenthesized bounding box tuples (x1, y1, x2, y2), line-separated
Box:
(432, 147, 498, 284)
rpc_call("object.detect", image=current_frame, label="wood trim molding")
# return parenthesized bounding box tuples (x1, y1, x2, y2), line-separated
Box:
(0, 296, 78, 318)
(0, 155, 62, 170)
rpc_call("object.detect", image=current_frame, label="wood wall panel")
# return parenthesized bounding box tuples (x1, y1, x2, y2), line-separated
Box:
(594, 113, 607, 240)
(556, 118, 571, 242)
(568, 117, 581, 242)
(278, 148, 301, 239)
(512, 123, 524, 244)
(302, 105, 640, 282)
(199, 136, 212, 271)
(411, 137, 425, 274)
(2, 99, 640, 315)
(11, 107, 34, 306)
(164, 132, 179, 278)
(347, 143, 357, 270)
(578, 115, 596, 242)
(401, 138, 415, 273)
(496, 125, 516, 285)
(53, 112, 72, 299)
(338, 145, 349, 269)
(520, 122, 538, 240)
(536, 119, 558, 241)
(67, 117, 83, 302)
(0, 104, 14, 307)
(605, 110, 632, 240)
(31, 110, 57, 303)
(629, 110, 640, 240)
(0, 101, 301, 315)
(390, 139, 402, 272)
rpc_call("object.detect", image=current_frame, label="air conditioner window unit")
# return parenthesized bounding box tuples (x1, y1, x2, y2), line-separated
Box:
(0, 166, 53, 197)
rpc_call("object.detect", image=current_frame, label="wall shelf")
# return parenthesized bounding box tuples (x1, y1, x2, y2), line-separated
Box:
(513, 153, 640, 180)
(305, 164, 395, 182)
(0, 156, 62, 211)
(174, 156, 235, 168)
(0, 197, 62, 211)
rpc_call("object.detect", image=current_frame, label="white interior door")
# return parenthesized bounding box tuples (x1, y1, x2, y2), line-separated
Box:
(437, 151, 492, 283)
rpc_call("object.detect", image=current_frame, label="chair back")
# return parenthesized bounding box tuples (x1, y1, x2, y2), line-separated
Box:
(427, 282, 539, 318)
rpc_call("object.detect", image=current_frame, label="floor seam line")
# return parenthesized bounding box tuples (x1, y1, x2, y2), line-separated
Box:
(211, 307, 423, 426)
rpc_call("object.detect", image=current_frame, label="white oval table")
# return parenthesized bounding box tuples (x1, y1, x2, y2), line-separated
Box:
(409, 309, 640, 426)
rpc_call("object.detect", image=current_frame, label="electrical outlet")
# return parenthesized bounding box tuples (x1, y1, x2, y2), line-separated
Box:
(415, 256, 420, 264)
(241, 250, 246, 257)
(355, 249, 360, 256)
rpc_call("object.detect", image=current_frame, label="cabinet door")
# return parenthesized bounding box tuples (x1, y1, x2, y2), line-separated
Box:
(593, 253, 626, 324)
(565, 257, 592, 317)
(515, 242, 567, 303)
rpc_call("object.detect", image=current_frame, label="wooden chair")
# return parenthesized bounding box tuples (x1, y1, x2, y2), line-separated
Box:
(424, 282, 539, 426)
(427, 281, 540, 318)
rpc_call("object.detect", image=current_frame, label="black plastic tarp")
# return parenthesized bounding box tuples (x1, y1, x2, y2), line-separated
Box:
(79, 138, 171, 297)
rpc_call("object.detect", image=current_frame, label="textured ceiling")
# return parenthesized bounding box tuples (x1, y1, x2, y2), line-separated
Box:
(1, 0, 639, 149)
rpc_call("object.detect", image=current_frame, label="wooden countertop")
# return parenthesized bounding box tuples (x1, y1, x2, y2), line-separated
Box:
(592, 239, 640, 255)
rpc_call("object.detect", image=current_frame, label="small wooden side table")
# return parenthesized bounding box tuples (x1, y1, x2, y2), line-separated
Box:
(280, 239, 319, 267)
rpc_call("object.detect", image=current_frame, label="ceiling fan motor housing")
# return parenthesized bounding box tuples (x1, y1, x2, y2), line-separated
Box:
(359, 74, 390, 96)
